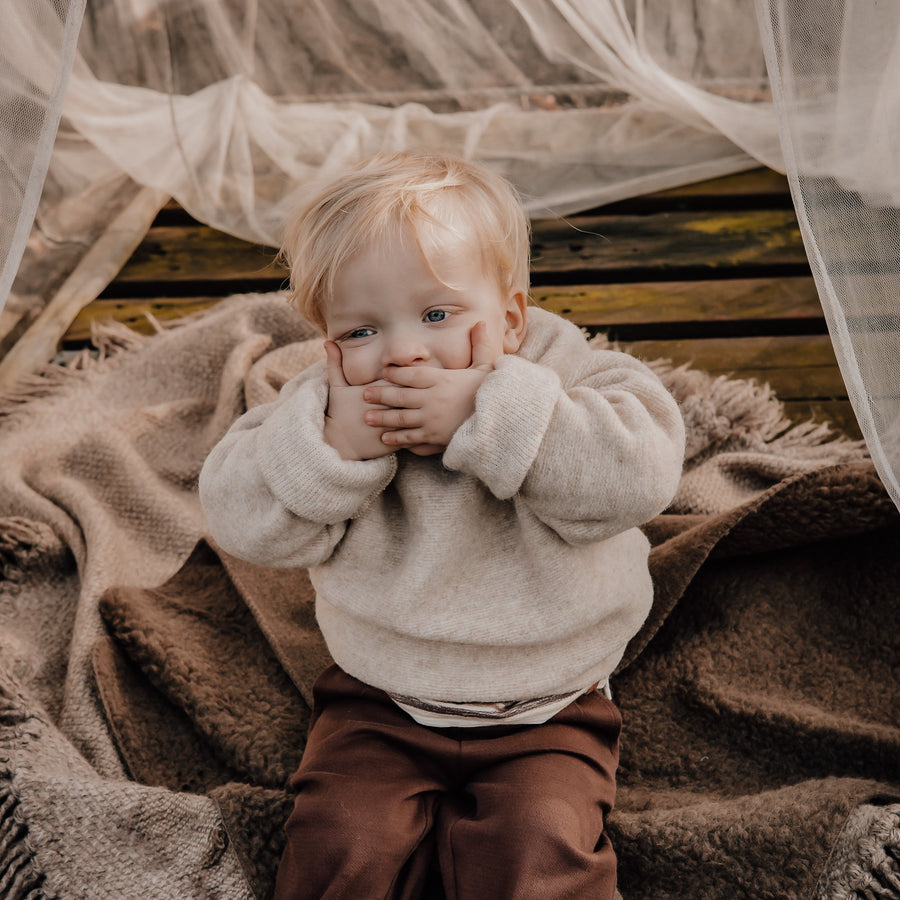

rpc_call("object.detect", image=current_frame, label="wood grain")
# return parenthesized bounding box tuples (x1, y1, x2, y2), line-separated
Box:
(51, 167, 859, 438)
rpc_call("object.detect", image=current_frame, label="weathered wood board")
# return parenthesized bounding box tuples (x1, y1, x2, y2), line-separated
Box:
(61, 168, 861, 438)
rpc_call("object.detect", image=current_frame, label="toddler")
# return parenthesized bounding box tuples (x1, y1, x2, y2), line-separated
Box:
(199, 151, 685, 899)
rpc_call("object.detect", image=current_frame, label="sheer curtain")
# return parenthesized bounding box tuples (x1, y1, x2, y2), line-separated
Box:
(756, 0, 900, 512)
(60, 0, 780, 244)
(2, 0, 775, 319)
(0, 0, 85, 326)
(1, 0, 897, 510)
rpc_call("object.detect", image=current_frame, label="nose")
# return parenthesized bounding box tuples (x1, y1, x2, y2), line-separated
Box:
(382, 328, 430, 367)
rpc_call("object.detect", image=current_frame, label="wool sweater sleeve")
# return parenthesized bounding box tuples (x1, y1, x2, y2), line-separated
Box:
(443, 309, 685, 544)
(198, 361, 397, 567)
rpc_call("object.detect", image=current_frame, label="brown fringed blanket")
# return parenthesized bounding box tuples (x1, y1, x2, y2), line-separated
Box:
(0, 294, 897, 899)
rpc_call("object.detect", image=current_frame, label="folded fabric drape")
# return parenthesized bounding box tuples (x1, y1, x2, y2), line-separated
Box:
(756, 0, 900, 513)
(0, 294, 894, 898)
(1, 1, 897, 500)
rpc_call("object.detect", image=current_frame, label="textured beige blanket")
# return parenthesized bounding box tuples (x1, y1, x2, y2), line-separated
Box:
(0, 293, 895, 899)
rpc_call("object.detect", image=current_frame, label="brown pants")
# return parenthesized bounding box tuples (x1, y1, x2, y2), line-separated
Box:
(274, 665, 621, 900)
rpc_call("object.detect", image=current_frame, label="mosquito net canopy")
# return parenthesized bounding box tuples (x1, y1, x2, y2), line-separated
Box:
(1, 0, 898, 511)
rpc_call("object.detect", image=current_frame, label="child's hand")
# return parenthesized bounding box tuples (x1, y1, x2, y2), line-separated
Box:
(362, 322, 496, 454)
(323, 341, 396, 460)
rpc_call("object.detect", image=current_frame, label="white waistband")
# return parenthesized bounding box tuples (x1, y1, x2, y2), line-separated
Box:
(389, 680, 610, 728)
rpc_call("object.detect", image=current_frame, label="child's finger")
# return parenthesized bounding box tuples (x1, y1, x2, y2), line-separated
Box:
(365, 407, 423, 428)
(469, 321, 494, 370)
(381, 427, 430, 447)
(364, 384, 424, 408)
(324, 340, 349, 388)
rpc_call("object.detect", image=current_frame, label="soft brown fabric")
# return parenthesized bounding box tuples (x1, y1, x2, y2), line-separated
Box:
(97, 541, 313, 789)
(91, 634, 240, 793)
(93, 461, 900, 900)
(217, 548, 328, 711)
(0, 292, 893, 900)
(0, 295, 316, 899)
(94, 541, 319, 899)
(613, 460, 900, 899)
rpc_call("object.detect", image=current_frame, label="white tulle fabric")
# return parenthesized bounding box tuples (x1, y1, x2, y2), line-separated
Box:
(0, 0, 85, 307)
(756, 0, 900, 511)
(1, 0, 897, 511)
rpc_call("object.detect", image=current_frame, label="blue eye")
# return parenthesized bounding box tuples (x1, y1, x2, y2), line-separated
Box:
(425, 310, 448, 323)
(346, 327, 374, 339)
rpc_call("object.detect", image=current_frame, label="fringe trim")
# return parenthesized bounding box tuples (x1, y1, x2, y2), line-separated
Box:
(0, 364, 88, 418)
(89, 318, 154, 358)
(0, 294, 277, 419)
(0, 318, 157, 419)
(0, 518, 62, 584)
(0, 685, 47, 899)
(649, 358, 868, 465)
(848, 806, 900, 900)
(823, 805, 900, 900)
(0, 787, 46, 900)
(0, 337, 138, 423)
(586, 333, 867, 461)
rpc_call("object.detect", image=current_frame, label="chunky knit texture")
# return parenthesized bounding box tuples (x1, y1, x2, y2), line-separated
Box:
(199, 307, 686, 703)
(0, 293, 894, 899)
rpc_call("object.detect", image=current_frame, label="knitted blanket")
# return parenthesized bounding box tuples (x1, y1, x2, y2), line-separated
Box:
(0, 294, 897, 899)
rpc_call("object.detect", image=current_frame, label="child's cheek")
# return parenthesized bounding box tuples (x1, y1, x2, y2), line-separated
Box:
(449, 333, 481, 369)
(341, 349, 378, 387)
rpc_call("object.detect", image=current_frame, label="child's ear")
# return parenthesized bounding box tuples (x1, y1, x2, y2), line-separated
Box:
(502, 290, 528, 353)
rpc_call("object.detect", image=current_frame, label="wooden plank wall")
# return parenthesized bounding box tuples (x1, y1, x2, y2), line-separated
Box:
(63, 167, 859, 438)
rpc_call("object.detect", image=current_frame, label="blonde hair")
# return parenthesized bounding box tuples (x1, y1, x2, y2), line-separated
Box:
(279, 151, 531, 331)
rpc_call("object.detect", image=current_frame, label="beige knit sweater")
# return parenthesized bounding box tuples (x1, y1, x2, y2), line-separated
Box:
(199, 308, 685, 702)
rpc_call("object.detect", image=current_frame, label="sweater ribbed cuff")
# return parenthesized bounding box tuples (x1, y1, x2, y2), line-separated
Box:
(258, 371, 396, 522)
(444, 354, 560, 498)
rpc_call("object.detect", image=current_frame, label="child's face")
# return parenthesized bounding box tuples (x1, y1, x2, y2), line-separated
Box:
(323, 229, 526, 386)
